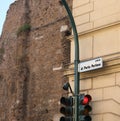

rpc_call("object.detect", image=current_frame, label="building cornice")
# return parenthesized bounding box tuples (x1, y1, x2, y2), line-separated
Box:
(64, 53, 120, 79)
(67, 21, 120, 41)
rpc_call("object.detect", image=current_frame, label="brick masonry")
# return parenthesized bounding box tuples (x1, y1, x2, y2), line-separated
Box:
(0, 0, 72, 121)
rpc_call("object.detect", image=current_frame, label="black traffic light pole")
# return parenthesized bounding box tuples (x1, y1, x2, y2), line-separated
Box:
(61, 0, 80, 121)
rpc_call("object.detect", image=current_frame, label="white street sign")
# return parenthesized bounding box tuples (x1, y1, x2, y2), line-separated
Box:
(78, 58, 103, 72)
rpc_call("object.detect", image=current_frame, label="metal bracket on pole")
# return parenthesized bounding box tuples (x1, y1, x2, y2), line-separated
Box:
(61, 0, 80, 121)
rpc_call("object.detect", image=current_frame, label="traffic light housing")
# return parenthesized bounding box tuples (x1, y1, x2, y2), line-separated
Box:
(60, 96, 73, 121)
(79, 94, 92, 121)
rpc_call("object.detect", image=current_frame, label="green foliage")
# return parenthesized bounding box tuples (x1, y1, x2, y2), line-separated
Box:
(0, 48, 4, 54)
(17, 23, 31, 36)
(0, 47, 5, 64)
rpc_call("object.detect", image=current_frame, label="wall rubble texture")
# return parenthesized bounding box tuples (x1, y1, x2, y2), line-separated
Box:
(0, 0, 72, 121)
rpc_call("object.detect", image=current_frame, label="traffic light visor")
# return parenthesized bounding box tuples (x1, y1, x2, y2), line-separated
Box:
(85, 116, 92, 121)
(60, 97, 73, 106)
(60, 106, 73, 115)
(60, 117, 73, 121)
(79, 115, 92, 121)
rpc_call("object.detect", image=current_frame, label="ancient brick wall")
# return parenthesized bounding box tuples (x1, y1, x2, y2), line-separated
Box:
(0, 0, 72, 121)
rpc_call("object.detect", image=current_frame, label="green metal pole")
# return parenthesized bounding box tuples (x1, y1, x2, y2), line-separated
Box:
(61, 0, 80, 121)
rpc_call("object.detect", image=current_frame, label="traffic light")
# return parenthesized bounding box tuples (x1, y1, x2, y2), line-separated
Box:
(60, 96, 73, 121)
(79, 94, 92, 121)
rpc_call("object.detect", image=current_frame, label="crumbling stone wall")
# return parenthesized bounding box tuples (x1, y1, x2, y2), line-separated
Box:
(0, 0, 72, 121)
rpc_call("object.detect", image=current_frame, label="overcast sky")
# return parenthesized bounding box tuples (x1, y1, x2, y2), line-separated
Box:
(0, 0, 15, 35)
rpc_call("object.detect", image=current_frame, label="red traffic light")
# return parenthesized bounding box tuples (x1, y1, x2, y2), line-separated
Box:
(82, 97, 89, 105)
(82, 95, 92, 105)
(79, 94, 92, 121)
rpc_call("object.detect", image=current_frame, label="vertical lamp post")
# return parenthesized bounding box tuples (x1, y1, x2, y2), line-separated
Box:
(61, 0, 80, 121)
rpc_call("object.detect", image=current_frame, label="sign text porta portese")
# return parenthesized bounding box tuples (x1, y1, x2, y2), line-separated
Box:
(78, 58, 103, 72)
